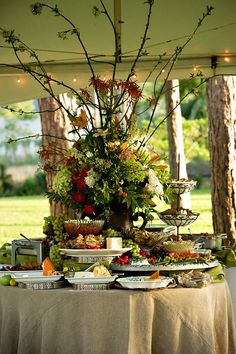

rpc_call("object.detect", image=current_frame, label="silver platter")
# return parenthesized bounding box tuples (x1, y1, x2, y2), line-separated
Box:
(158, 212, 199, 227)
(17, 280, 65, 290)
(71, 255, 116, 263)
(169, 181, 197, 194)
(72, 282, 114, 291)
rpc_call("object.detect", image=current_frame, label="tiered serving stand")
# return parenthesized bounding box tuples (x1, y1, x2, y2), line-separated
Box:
(158, 179, 199, 238)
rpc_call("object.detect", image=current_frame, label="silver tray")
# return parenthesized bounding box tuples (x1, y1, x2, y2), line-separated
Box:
(72, 282, 114, 290)
(169, 181, 197, 194)
(17, 280, 65, 290)
(71, 255, 116, 263)
(158, 212, 199, 227)
(111, 259, 219, 272)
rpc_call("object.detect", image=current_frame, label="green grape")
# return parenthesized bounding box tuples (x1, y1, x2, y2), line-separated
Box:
(49, 241, 69, 270)
(43, 214, 66, 242)
(123, 239, 140, 257)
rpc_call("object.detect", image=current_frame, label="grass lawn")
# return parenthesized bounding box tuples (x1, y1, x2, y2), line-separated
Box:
(0, 189, 213, 247)
(0, 196, 50, 247)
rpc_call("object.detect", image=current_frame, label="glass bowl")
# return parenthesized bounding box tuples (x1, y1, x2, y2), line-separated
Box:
(163, 240, 195, 254)
(64, 219, 104, 237)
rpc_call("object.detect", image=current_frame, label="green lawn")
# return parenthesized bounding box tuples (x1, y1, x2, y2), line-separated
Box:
(0, 196, 50, 247)
(0, 189, 213, 247)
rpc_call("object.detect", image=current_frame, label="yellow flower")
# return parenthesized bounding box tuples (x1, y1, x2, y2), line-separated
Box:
(71, 109, 88, 128)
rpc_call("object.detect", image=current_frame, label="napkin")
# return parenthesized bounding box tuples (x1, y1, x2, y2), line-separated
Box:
(214, 248, 236, 268)
(206, 263, 225, 282)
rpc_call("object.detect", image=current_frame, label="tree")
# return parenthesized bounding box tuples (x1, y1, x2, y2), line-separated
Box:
(206, 76, 236, 244)
(165, 80, 190, 209)
(38, 94, 73, 217)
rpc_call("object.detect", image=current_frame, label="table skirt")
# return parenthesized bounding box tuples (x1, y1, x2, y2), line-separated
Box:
(0, 281, 235, 354)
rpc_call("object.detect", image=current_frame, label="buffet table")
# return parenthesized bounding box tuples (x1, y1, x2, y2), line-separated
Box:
(0, 281, 235, 354)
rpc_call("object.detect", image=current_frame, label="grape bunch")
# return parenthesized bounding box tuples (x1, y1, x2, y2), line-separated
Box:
(49, 242, 66, 270)
(102, 228, 121, 238)
(150, 246, 169, 261)
(43, 214, 66, 242)
(123, 239, 141, 257)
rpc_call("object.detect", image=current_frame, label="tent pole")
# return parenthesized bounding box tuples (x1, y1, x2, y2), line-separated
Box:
(114, 0, 122, 62)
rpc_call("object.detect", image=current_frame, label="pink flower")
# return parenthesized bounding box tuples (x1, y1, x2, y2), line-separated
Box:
(83, 204, 94, 215)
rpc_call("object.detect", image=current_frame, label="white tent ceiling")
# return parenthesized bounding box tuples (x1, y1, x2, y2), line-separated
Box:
(0, 0, 236, 105)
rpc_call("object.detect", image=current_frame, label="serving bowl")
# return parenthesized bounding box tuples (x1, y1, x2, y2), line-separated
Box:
(163, 240, 195, 254)
(64, 219, 104, 237)
(117, 276, 173, 289)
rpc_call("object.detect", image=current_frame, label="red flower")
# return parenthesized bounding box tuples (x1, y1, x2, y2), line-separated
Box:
(72, 191, 86, 203)
(76, 177, 86, 190)
(66, 157, 75, 166)
(89, 77, 110, 93)
(72, 171, 79, 182)
(83, 204, 94, 215)
(80, 166, 90, 178)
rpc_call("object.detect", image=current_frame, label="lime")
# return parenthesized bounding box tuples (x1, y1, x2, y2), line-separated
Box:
(0, 274, 12, 286)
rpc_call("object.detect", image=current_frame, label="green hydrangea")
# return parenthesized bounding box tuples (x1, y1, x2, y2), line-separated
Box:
(121, 160, 146, 183)
(53, 166, 72, 196)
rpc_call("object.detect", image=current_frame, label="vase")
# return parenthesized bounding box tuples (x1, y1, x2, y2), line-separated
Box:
(104, 203, 147, 231)
(105, 204, 133, 231)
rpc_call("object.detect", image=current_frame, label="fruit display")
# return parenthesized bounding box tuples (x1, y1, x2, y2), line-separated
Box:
(112, 244, 216, 269)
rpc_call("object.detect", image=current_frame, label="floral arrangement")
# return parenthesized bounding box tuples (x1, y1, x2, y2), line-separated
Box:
(0, 1, 213, 229)
(49, 76, 170, 223)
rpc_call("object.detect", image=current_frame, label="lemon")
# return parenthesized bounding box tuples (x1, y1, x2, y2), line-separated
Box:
(9, 278, 17, 287)
(0, 274, 12, 286)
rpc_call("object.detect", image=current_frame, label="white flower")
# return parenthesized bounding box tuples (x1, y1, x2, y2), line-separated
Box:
(147, 169, 163, 196)
(85, 168, 100, 187)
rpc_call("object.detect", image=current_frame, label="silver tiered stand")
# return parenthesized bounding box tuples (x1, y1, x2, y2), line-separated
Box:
(158, 158, 199, 239)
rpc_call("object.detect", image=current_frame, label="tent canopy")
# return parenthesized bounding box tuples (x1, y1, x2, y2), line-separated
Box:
(0, 0, 236, 105)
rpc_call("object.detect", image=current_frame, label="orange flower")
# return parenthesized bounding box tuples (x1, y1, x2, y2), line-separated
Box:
(72, 109, 87, 128)
(149, 154, 161, 164)
(118, 191, 128, 198)
(154, 164, 169, 171)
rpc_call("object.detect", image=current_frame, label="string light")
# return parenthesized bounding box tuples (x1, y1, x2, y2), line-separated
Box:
(224, 57, 230, 63)
(73, 77, 77, 82)
(16, 78, 21, 83)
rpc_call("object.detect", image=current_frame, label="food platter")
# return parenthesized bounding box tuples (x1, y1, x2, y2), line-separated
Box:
(11, 271, 63, 283)
(116, 276, 173, 290)
(59, 248, 131, 257)
(111, 259, 219, 272)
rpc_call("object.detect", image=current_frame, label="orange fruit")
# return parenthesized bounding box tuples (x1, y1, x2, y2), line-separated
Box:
(42, 257, 56, 276)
